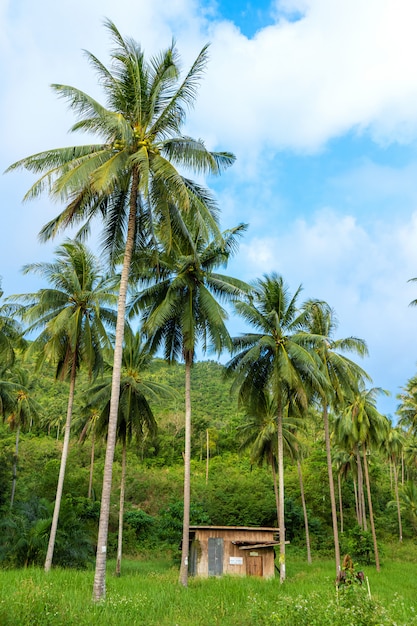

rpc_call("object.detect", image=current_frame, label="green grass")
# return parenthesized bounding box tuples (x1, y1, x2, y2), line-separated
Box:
(0, 547, 417, 625)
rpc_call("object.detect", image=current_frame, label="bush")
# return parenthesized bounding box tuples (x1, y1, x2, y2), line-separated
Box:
(340, 526, 375, 565)
(248, 591, 390, 626)
(0, 496, 95, 569)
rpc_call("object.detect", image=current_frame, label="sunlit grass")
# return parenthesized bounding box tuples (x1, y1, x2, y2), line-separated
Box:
(0, 547, 416, 625)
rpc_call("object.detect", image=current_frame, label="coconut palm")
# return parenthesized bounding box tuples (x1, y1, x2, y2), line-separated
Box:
(238, 392, 300, 527)
(334, 385, 389, 571)
(227, 274, 326, 583)
(404, 435, 417, 481)
(74, 407, 101, 498)
(131, 226, 248, 586)
(286, 410, 313, 566)
(302, 300, 369, 576)
(87, 326, 174, 576)
(0, 282, 25, 371)
(332, 446, 356, 534)
(7, 240, 117, 572)
(384, 423, 405, 542)
(399, 481, 417, 532)
(397, 376, 417, 436)
(7, 21, 235, 600)
(1, 367, 41, 507)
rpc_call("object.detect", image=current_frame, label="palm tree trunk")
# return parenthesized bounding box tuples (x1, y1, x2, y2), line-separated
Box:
(44, 355, 77, 572)
(115, 441, 127, 577)
(10, 426, 20, 508)
(322, 404, 341, 576)
(297, 457, 312, 564)
(356, 448, 367, 530)
(271, 455, 280, 526)
(353, 478, 360, 525)
(362, 446, 380, 571)
(277, 403, 286, 583)
(93, 169, 138, 602)
(401, 451, 405, 485)
(88, 433, 95, 500)
(393, 462, 403, 542)
(179, 355, 192, 587)
(338, 471, 344, 534)
(206, 429, 209, 485)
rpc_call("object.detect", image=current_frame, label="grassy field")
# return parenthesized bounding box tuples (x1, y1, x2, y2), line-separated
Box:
(0, 547, 416, 625)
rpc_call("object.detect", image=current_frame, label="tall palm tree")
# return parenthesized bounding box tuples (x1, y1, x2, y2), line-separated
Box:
(8, 240, 117, 572)
(227, 274, 325, 583)
(87, 326, 173, 576)
(131, 226, 248, 586)
(7, 21, 235, 600)
(335, 385, 389, 572)
(302, 300, 369, 576)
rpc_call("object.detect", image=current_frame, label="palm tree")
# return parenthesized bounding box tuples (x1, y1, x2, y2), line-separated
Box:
(87, 326, 173, 576)
(238, 392, 280, 526)
(399, 481, 417, 532)
(0, 282, 25, 371)
(335, 385, 389, 571)
(332, 446, 356, 534)
(287, 412, 313, 566)
(384, 423, 405, 542)
(239, 393, 312, 563)
(8, 240, 117, 572)
(74, 407, 101, 498)
(238, 392, 297, 527)
(397, 376, 417, 436)
(302, 300, 369, 576)
(227, 274, 325, 583)
(131, 226, 248, 586)
(1, 367, 41, 507)
(7, 21, 235, 600)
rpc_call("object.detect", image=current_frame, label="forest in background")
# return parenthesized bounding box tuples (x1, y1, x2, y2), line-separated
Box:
(0, 356, 415, 572)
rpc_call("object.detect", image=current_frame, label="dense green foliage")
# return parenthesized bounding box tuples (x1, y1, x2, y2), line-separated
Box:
(0, 358, 413, 573)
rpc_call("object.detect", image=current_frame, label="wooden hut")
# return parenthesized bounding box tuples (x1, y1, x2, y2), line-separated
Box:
(188, 526, 279, 579)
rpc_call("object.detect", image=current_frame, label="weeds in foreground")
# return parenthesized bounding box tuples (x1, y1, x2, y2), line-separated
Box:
(0, 554, 416, 625)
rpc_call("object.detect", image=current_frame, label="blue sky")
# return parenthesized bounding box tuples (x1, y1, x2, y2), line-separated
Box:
(2, 0, 417, 417)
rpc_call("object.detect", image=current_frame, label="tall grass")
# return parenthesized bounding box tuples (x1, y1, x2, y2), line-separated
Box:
(1, 547, 416, 625)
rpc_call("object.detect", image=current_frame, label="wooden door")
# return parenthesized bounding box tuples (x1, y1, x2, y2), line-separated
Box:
(246, 555, 263, 577)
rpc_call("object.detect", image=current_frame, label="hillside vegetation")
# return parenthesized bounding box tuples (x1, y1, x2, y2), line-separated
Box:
(0, 358, 411, 572)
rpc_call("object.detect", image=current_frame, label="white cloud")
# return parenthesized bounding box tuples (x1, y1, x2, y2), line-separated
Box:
(4, 0, 417, 163)
(230, 205, 417, 412)
(186, 0, 417, 162)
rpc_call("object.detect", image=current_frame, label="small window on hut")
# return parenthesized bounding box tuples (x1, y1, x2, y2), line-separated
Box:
(208, 537, 223, 576)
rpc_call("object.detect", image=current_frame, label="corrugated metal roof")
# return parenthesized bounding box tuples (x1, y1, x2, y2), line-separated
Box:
(189, 525, 278, 531)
